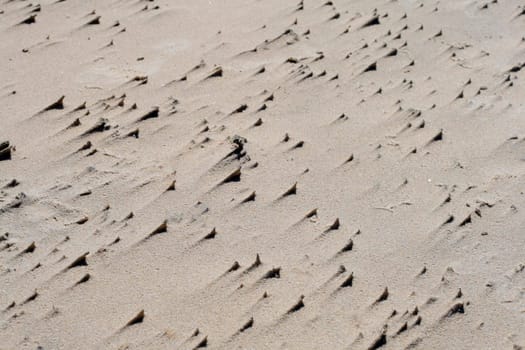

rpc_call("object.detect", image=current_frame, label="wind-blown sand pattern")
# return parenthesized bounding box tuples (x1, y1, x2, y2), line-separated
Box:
(1, 0, 525, 349)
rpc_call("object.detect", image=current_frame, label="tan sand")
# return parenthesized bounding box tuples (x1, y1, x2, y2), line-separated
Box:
(1, 0, 525, 349)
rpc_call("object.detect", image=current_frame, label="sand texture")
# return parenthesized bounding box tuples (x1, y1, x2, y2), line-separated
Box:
(1, 0, 525, 349)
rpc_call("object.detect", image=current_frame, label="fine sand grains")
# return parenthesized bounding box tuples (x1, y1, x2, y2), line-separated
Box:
(1, 0, 525, 349)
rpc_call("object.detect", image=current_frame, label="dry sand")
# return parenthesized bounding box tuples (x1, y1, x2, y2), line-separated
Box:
(1, 0, 525, 349)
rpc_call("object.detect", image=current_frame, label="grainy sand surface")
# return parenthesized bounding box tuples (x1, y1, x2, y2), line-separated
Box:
(1, 0, 525, 349)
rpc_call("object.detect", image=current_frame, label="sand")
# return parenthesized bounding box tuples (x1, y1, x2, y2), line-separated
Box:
(1, 0, 525, 349)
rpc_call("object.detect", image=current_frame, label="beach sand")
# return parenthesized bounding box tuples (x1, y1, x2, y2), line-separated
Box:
(1, 0, 525, 349)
